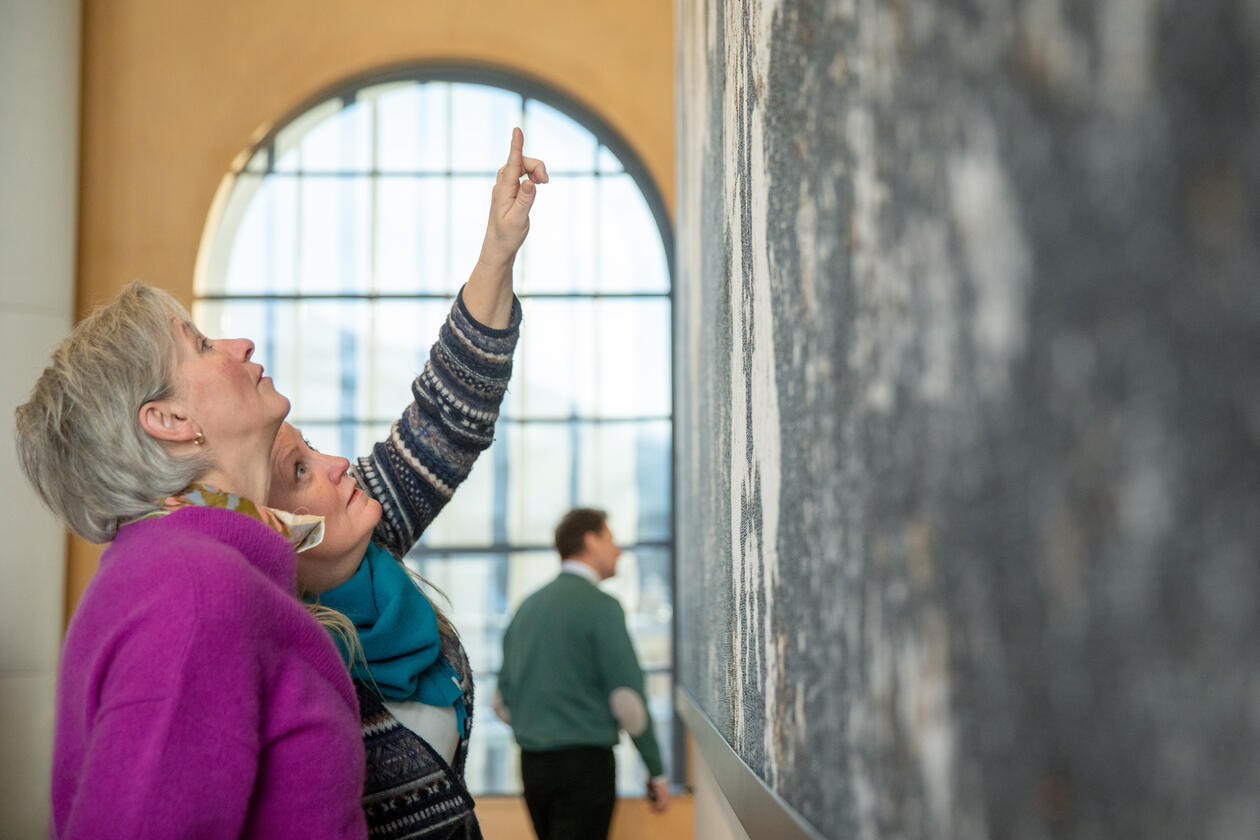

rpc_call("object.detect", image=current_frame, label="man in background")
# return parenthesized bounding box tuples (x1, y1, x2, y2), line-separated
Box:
(494, 507, 669, 840)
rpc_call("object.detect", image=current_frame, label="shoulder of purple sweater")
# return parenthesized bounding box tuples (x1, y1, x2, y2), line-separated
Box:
(101, 514, 297, 623)
(67, 527, 265, 701)
(79, 515, 350, 701)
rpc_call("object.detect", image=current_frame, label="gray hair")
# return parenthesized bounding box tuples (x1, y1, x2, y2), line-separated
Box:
(15, 281, 211, 543)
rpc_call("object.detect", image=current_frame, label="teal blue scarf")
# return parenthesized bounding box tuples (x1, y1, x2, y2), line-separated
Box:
(314, 543, 467, 737)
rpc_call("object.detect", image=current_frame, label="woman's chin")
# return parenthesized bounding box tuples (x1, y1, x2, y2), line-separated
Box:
(266, 393, 292, 425)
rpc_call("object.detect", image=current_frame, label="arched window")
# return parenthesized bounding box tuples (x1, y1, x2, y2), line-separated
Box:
(194, 67, 674, 795)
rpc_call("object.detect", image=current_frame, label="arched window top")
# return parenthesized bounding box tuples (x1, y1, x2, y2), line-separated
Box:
(198, 65, 671, 300)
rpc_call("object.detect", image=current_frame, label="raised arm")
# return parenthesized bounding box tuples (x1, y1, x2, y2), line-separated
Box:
(355, 129, 546, 558)
(463, 126, 548, 329)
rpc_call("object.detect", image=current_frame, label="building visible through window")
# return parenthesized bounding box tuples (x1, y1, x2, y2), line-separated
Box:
(194, 68, 674, 795)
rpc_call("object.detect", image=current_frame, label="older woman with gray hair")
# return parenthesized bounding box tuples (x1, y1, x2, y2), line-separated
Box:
(16, 283, 366, 838)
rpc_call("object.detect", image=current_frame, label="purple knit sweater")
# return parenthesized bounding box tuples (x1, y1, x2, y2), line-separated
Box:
(52, 506, 367, 839)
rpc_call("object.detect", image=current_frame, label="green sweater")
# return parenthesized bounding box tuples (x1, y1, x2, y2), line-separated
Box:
(499, 571, 665, 777)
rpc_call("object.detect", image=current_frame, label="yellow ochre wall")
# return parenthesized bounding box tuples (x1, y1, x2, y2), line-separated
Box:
(70, 0, 676, 614)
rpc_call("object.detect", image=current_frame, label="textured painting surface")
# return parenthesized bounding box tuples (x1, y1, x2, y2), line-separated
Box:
(674, 1, 1260, 837)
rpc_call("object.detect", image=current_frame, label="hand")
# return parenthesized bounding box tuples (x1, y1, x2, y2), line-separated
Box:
(464, 127, 548, 328)
(478, 127, 549, 271)
(646, 778, 670, 813)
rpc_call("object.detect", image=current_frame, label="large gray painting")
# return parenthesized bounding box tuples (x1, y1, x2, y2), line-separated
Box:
(674, 1, 1260, 837)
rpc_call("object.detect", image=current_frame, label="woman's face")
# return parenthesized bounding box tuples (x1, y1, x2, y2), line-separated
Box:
(172, 321, 290, 452)
(269, 422, 382, 595)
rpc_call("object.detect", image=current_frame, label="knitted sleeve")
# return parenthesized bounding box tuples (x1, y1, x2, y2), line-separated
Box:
(355, 290, 522, 558)
(592, 595, 666, 778)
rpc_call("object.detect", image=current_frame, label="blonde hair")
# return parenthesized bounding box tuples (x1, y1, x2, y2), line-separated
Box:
(14, 281, 211, 542)
(306, 601, 368, 669)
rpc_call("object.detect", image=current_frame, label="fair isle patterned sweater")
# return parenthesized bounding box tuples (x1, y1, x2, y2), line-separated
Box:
(352, 290, 521, 840)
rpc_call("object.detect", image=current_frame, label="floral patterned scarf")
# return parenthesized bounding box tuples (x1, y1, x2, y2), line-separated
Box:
(137, 483, 325, 553)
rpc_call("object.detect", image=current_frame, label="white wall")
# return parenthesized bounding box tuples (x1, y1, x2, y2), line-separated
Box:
(0, 0, 79, 835)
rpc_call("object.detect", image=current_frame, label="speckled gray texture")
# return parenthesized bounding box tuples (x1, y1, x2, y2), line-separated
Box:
(675, 1, 1260, 838)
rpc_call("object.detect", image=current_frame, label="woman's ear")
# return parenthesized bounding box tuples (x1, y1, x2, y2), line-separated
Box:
(138, 400, 198, 444)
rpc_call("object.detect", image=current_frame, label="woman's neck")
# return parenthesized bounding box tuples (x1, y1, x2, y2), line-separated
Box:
(195, 422, 280, 505)
(198, 453, 272, 507)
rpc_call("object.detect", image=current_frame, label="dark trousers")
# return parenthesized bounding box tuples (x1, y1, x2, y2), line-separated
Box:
(520, 746, 616, 840)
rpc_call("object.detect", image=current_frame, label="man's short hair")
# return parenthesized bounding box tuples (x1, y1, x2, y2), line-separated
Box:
(554, 507, 608, 559)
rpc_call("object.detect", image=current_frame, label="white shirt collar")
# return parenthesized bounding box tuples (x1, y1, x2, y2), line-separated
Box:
(560, 559, 601, 585)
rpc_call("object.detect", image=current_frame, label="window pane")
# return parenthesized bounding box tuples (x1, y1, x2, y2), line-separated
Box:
(273, 98, 341, 172)
(597, 145, 624, 174)
(505, 423, 575, 546)
(298, 98, 373, 173)
(285, 300, 372, 423)
(506, 298, 670, 420)
(576, 421, 671, 544)
(298, 176, 372, 294)
(450, 84, 520, 172)
(360, 299, 449, 417)
(373, 84, 421, 171)
(406, 552, 508, 666)
(414, 451, 497, 548)
(510, 299, 597, 418)
(598, 174, 670, 293)
(592, 298, 671, 416)
(221, 174, 301, 295)
(503, 550, 562, 618)
(374, 177, 454, 293)
(450, 174, 498, 282)
(525, 99, 598, 171)
(519, 175, 597, 294)
(370, 81, 451, 172)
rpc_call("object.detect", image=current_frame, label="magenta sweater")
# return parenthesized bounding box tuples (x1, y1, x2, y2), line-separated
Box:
(52, 506, 367, 839)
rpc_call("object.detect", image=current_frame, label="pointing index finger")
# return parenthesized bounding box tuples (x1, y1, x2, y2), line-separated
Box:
(506, 127, 525, 179)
